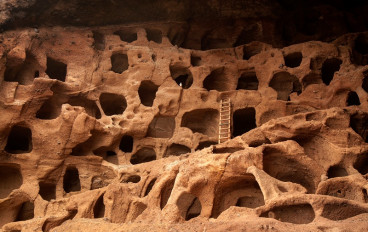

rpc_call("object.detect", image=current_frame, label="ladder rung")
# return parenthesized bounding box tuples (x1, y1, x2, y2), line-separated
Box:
(219, 123, 230, 125)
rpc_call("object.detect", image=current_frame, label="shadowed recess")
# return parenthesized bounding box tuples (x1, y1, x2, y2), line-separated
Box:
(327, 165, 348, 178)
(146, 28, 162, 43)
(269, 71, 301, 101)
(63, 167, 81, 193)
(232, 107, 256, 137)
(147, 116, 175, 138)
(321, 203, 368, 221)
(46, 57, 67, 81)
(138, 80, 159, 106)
(346, 91, 360, 106)
(130, 147, 156, 165)
(0, 165, 23, 199)
(92, 31, 105, 50)
(321, 58, 342, 85)
(114, 30, 137, 43)
(164, 143, 191, 157)
(144, 178, 157, 197)
(99, 93, 127, 116)
(203, 68, 233, 92)
(5, 125, 32, 154)
(160, 179, 175, 209)
(39, 182, 56, 201)
(260, 204, 315, 224)
(4, 52, 40, 85)
(236, 71, 259, 90)
(181, 109, 218, 137)
(119, 135, 133, 152)
(176, 192, 202, 220)
(93, 194, 105, 218)
(111, 53, 128, 74)
(170, 65, 193, 89)
(284, 52, 302, 68)
(15, 201, 34, 221)
(350, 113, 368, 143)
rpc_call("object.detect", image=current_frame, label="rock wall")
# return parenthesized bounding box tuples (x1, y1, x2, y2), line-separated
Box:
(1, 23, 368, 231)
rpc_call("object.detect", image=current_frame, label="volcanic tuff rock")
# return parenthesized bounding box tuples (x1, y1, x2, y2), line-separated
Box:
(1, 16, 368, 232)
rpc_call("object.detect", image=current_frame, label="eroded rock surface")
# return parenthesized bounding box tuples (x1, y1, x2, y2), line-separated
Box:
(1, 21, 368, 231)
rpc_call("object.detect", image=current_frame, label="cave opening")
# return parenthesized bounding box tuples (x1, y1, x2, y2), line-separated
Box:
(4, 52, 40, 85)
(138, 80, 159, 106)
(260, 204, 315, 224)
(164, 143, 191, 157)
(63, 167, 81, 193)
(181, 109, 218, 137)
(170, 66, 193, 89)
(203, 68, 232, 92)
(346, 91, 360, 106)
(195, 141, 217, 151)
(92, 31, 105, 50)
(350, 113, 368, 142)
(5, 125, 32, 154)
(46, 57, 67, 82)
(321, 58, 342, 85)
(144, 178, 157, 197)
(146, 28, 162, 43)
(68, 96, 102, 119)
(327, 165, 348, 178)
(354, 153, 368, 175)
(147, 116, 175, 138)
(353, 34, 368, 66)
(191, 55, 202, 66)
(243, 44, 262, 60)
(114, 30, 137, 43)
(160, 179, 175, 209)
(119, 135, 133, 152)
(284, 52, 303, 68)
(93, 194, 105, 218)
(111, 53, 129, 74)
(15, 201, 34, 221)
(130, 147, 156, 165)
(99, 93, 127, 116)
(269, 71, 302, 101)
(177, 192, 202, 220)
(362, 70, 368, 93)
(0, 165, 23, 199)
(236, 71, 259, 90)
(232, 108, 257, 137)
(39, 182, 56, 201)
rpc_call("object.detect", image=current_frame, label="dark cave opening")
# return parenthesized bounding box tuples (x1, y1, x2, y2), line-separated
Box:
(63, 167, 81, 193)
(39, 182, 56, 201)
(236, 71, 259, 90)
(114, 30, 137, 43)
(130, 147, 156, 165)
(146, 28, 162, 43)
(346, 91, 360, 106)
(46, 57, 67, 81)
(269, 71, 302, 101)
(327, 165, 348, 178)
(284, 52, 303, 68)
(92, 31, 105, 50)
(93, 194, 105, 218)
(164, 143, 191, 157)
(99, 93, 127, 116)
(181, 109, 218, 137)
(138, 80, 159, 106)
(321, 58, 342, 85)
(232, 108, 257, 137)
(5, 125, 32, 154)
(111, 53, 129, 74)
(119, 135, 133, 152)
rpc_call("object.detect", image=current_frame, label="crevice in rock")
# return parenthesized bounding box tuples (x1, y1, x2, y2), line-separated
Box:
(15, 201, 34, 221)
(144, 178, 157, 197)
(176, 192, 202, 220)
(93, 194, 105, 218)
(160, 178, 175, 209)
(92, 31, 105, 50)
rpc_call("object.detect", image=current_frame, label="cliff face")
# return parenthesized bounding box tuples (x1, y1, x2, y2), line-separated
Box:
(1, 1, 368, 232)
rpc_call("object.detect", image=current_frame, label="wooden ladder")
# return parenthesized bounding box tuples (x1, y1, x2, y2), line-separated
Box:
(218, 98, 231, 144)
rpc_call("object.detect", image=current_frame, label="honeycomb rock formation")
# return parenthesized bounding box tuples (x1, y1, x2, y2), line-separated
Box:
(1, 4, 368, 231)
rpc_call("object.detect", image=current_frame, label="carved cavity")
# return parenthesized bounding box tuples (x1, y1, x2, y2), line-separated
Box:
(321, 58, 342, 85)
(260, 204, 315, 224)
(160, 179, 175, 209)
(147, 116, 175, 138)
(236, 71, 259, 90)
(0, 165, 23, 199)
(263, 147, 316, 193)
(46, 57, 67, 81)
(16, 201, 34, 221)
(176, 192, 202, 220)
(92, 31, 105, 50)
(93, 194, 105, 218)
(354, 153, 368, 175)
(284, 52, 302, 68)
(302, 73, 322, 89)
(170, 66, 193, 89)
(164, 143, 191, 157)
(352, 34, 368, 66)
(346, 91, 360, 106)
(203, 68, 232, 92)
(327, 165, 348, 178)
(321, 203, 368, 221)
(111, 53, 128, 74)
(68, 96, 102, 119)
(144, 178, 157, 197)
(5, 125, 32, 154)
(63, 167, 81, 193)
(350, 113, 368, 143)
(191, 55, 202, 66)
(269, 72, 302, 101)
(130, 147, 156, 165)
(181, 109, 218, 137)
(99, 93, 127, 116)
(243, 44, 262, 60)
(114, 30, 137, 43)
(232, 108, 256, 137)
(211, 175, 264, 218)
(39, 182, 56, 201)
(119, 135, 133, 152)
(195, 141, 217, 150)
(4, 52, 40, 85)
(146, 28, 162, 43)
(138, 80, 159, 106)
(122, 175, 141, 183)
